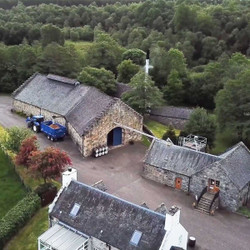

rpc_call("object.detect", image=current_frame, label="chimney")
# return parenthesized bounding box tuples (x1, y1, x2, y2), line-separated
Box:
(164, 206, 180, 232)
(62, 167, 77, 187)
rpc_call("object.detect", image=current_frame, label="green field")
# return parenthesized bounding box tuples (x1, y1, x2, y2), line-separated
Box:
(0, 148, 27, 218)
(5, 206, 49, 250)
(65, 40, 92, 57)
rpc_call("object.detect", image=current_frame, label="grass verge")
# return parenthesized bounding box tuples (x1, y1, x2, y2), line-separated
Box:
(4, 206, 49, 250)
(238, 206, 250, 218)
(144, 119, 180, 139)
(0, 148, 27, 218)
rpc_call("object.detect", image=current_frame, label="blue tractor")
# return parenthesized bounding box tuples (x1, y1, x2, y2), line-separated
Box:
(26, 115, 67, 141)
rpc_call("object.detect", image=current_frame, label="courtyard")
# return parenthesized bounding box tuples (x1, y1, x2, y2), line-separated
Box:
(0, 95, 250, 250)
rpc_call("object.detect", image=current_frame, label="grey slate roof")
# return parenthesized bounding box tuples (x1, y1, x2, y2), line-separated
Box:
(216, 142, 250, 190)
(150, 106, 194, 120)
(144, 140, 220, 176)
(13, 73, 115, 135)
(65, 88, 116, 135)
(50, 181, 166, 250)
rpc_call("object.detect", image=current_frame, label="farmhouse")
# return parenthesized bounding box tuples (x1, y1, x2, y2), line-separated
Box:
(38, 180, 188, 250)
(143, 140, 250, 212)
(12, 73, 143, 157)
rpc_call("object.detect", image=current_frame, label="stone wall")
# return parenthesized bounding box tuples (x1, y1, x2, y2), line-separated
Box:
(143, 164, 190, 192)
(190, 164, 242, 212)
(82, 100, 143, 157)
(13, 100, 66, 125)
(67, 122, 83, 153)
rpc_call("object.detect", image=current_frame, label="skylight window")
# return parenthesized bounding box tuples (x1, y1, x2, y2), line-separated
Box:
(70, 203, 80, 217)
(130, 230, 142, 246)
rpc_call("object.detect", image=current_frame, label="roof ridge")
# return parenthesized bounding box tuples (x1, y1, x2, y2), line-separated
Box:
(71, 180, 166, 219)
(158, 139, 221, 159)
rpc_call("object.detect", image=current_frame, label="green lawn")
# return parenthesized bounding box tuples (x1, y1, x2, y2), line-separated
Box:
(144, 119, 180, 139)
(5, 206, 49, 250)
(0, 148, 27, 218)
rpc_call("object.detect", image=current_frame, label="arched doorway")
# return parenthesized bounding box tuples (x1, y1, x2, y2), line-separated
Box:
(107, 127, 122, 146)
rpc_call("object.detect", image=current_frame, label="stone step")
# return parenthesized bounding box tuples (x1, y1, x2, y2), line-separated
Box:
(199, 199, 212, 205)
(195, 207, 210, 215)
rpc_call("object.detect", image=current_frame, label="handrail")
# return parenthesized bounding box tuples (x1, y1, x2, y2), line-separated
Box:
(197, 186, 207, 204)
(209, 190, 220, 212)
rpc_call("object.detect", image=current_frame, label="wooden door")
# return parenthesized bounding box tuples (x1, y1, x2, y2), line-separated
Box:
(208, 179, 220, 193)
(175, 178, 182, 189)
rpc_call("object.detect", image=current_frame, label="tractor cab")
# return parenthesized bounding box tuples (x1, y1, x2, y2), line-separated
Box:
(26, 115, 44, 132)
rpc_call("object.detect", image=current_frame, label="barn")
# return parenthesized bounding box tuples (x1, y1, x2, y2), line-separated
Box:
(12, 73, 143, 157)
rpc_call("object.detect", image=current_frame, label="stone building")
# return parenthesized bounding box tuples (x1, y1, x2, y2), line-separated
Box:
(143, 140, 250, 212)
(38, 180, 188, 250)
(12, 73, 143, 157)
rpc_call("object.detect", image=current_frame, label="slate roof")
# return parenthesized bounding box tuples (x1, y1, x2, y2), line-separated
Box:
(50, 181, 166, 250)
(66, 88, 116, 135)
(150, 106, 194, 120)
(144, 140, 220, 176)
(216, 142, 250, 190)
(115, 82, 132, 98)
(13, 73, 116, 135)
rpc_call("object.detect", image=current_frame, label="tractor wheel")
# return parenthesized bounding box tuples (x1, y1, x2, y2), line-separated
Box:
(50, 137, 54, 142)
(47, 135, 50, 140)
(33, 125, 38, 133)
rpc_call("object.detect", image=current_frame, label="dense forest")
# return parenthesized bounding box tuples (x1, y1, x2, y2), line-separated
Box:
(0, 0, 249, 147)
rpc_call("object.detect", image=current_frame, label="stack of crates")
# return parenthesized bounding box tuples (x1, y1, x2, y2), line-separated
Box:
(93, 146, 109, 158)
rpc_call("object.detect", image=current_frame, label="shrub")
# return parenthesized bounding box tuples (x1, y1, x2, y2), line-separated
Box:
(162, 125, 177, 144)
(4, 127, 33, 153)
(0, 193, 40, 248)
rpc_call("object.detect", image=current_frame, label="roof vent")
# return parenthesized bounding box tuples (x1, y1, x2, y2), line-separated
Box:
(47, 74, 78, 85)
(130, 230, 142, 246)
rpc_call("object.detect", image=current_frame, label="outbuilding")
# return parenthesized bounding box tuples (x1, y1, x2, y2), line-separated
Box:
(12, 73, 143, 157)
(143, 140, 250, 212)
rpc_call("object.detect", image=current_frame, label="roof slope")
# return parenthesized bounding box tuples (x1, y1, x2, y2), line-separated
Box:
(217, 142, 250, 190)
(144, 140, 220, 176)
(13, 73, 116, 134)
(50, 181, 166, 250)
(66, 87, 116, 135)
(13, 73, 89, 116)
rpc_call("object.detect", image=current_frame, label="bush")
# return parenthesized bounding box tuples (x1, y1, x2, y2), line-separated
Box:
(162, 125, 177, 144)
(0, 193, 40, 248)
(35, 183, 57, 207)
(4, 127, 33, 153)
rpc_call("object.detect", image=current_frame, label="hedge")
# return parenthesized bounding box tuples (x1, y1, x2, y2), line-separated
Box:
(0, 193, 41, 248)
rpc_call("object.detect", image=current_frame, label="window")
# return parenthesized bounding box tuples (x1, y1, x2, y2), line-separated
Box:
(70, 203, 81, 217)
(215, 180, 220, 187)
(130, 230, 142, 246)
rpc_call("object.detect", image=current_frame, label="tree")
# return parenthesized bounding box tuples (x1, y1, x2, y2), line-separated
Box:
(122, 49, 146, 65)
(29, 147, 72, 183)
(117, 60, 140, 83)
(162, 125, 177, 144)
(215, 69, 250, 146)
(40, 24, 64, 47)
(78, 67, 116, 95)
(86, 32, 124, 73)
(4, 127, 33, 153)
(163, 70, 184, 105)
(185, 108, 217, 147)
(122, 71, 164, 115)
(38, 43, 80, 78)
(15, 136, 38, 167)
